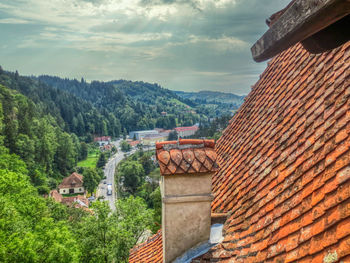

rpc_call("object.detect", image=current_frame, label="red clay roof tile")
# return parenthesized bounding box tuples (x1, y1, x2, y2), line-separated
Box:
(156, 139, 218, 176)
(194, 42, 350, 262)
(129, 230, 162, 263)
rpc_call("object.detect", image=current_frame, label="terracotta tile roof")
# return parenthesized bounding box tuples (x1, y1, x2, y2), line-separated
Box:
(129, 230, 163, 263)
(61, 195, 89, 208)
(193, 42, 350, 262)
(49, 189, 63, 203)
(156, 139, 218, 175)
(94, 136, 111, 142)
(128, 140, 141, 147)
(174, 125, 199, 132)
(58, 172, 83, 189)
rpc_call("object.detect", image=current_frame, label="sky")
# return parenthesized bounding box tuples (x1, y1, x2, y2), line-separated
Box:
(0, 0, 290, 95)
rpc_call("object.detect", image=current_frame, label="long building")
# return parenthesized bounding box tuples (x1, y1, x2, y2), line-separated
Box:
(129, 130, 159, 140)
(174, 125, 198, 138)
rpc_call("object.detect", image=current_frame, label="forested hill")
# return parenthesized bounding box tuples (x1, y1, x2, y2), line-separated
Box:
(37, 75, 244, 128)
(108, 80, 195, 107)
(37, 75, 200, 131)
(175, 90, 245, 106)
(0, 70, 121, 139)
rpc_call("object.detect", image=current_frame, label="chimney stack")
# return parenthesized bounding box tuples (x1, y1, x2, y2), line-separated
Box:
(156, 139, 218, 263)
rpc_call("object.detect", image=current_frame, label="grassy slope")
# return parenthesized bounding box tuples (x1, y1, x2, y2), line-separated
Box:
(77, 148, 100, 168)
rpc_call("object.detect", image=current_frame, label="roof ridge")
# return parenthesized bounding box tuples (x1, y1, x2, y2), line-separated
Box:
(156, 139, 215, 150)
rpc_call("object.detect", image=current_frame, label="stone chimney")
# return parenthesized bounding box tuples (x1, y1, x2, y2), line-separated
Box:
(156, 139, 218, 263)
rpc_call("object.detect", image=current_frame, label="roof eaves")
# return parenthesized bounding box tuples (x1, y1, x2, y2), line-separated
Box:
(251, 0, 350, 62)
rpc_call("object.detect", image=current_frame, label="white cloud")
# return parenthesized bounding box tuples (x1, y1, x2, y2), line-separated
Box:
(0, 18, 31, 24)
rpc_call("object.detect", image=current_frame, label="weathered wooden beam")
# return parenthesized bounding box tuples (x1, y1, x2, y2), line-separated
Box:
(251, 0, 350, 62)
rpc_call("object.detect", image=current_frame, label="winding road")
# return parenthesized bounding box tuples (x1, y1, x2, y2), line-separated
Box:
(96, 140, 154, 211)
(96, 140, 123, 211)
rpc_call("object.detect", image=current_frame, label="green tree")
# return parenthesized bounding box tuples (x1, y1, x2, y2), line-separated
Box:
(83, 167, 101, 194)
(149, 187, 161, 232)
(122, 128, 127, 140)
(115, 196, 154, 245)
(168, 130, 178, 140)
(120, 140, 131, 152)
(96, 152, 106, 168)
(139, 155, 155, 175)
(54, 131, 77, 175)
(119, 160, 145, 195)
(74, 198, 152, 263)
(0, 147, 80, 263)
(80, 142, 88, 160)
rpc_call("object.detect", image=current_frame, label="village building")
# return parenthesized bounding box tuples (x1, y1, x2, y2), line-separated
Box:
(128, 140, 141, 147)
(94, 136, 111, 146)
(58, 172, 85, 195)
(174, 125, 199, 138)
(129, 130, 159, 140)
(61, 195, 89, 209)
(129, 1, 350, 262)
(48, 190, 89, 210)
(100, 144, 112, 152)
(143, 131, 171, 146)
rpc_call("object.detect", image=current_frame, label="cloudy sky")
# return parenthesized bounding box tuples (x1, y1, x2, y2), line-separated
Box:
(0, 0, 290, 95)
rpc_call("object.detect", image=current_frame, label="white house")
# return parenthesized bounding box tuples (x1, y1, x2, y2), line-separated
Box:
(58, 172, 85, 195)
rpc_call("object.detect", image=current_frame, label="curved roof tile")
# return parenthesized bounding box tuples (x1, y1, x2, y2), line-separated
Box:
(156, 139, 218, 176)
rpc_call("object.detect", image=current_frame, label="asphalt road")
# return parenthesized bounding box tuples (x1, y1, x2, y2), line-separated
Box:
(96, 140, 154, 211)
(97, 140, 123, 211)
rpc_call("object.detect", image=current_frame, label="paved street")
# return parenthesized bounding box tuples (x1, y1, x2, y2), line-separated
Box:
(97, 140, 123, 211)
(96, 140, 154, 211)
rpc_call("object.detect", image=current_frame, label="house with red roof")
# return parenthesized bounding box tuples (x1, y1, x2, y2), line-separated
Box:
(48, 189, 90, 211)
(129, 1, 350, 262)
(94, 136, 111, 146)
(61, 195, 89, 209)
(58, 172, 85, 195)
(174, 125, 199, 138)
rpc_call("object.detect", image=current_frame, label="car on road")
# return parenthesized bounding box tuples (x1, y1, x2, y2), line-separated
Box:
(107, 184, 112, 195)
(103, 180, 107, 184)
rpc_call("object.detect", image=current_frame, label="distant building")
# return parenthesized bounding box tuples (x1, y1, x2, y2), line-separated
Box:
(129, 130, 159, 140)
(161, 111, 167, 116)
(58, 172, 84, 195)
(174, 125, 199, 138)
(48, 189, 89, 210)
(128, 140, 141, 148)
(61, 195, 89, 208)
(100, 144, 112, 152)
(94, 136, 111, 146)
(142, 132, 170, 146)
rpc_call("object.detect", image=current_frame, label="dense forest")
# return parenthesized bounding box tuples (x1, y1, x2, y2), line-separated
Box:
(37, 76, 199, 131)
(0, 70, 121, 140)
(0, 83, 82, 193)
(36, 75, 243, 132)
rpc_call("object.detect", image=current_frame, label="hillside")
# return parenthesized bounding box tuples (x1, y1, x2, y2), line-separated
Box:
(175, 90, 245, 105)
(37, 76, 242, 131)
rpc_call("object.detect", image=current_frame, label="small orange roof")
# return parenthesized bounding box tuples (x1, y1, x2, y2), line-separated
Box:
(61, 195, 88, 208)
(128, 140, 141, 147)
(129, 230, 163, 263)
(156, 139, 218, 175)
(49, 189, 62, 203)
